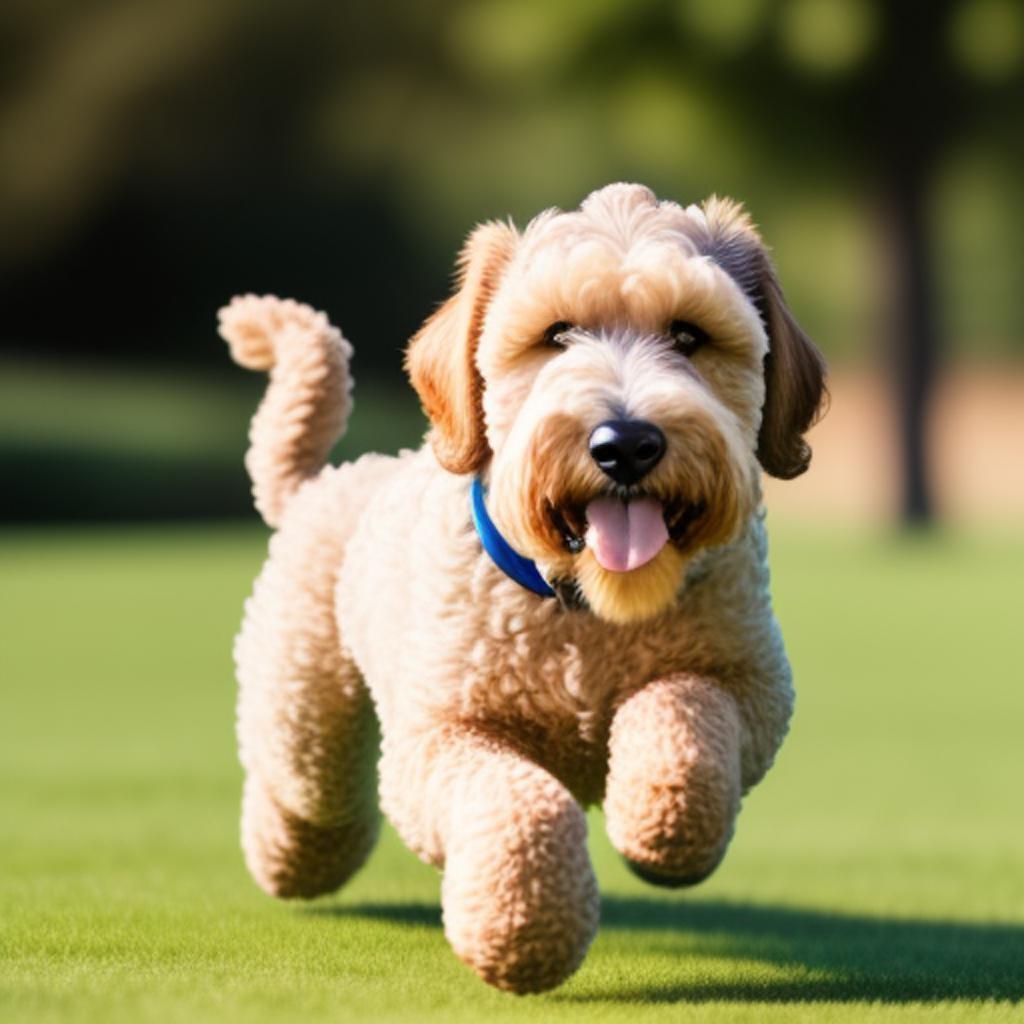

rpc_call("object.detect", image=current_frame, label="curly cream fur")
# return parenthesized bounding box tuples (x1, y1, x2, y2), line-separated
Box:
(218, 295, 353, 528)
(220, 183, 825, 994)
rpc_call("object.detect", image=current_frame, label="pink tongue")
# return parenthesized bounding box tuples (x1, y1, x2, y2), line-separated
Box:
(584, 496, 669, 573)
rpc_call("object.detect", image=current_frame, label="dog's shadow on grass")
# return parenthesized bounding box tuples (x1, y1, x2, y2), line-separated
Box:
(309, 897, 1024, 1004)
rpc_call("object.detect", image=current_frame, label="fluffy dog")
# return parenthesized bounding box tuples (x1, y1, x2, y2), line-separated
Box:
(218, 182, 826, 994)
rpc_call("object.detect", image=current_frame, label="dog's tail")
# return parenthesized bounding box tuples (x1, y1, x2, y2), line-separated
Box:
(217, 294, 353, 528)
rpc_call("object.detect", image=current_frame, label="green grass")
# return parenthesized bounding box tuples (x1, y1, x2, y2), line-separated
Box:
(1, 525, 1023, 1023)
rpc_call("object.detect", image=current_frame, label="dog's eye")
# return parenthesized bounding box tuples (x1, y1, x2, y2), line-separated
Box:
(669, 320, 709, 358)
(542, 322, 573, 349)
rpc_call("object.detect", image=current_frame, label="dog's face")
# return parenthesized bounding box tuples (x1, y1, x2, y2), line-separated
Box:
(407, 184, 825, 623)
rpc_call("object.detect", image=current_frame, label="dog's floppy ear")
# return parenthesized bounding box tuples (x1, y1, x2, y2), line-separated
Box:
(755, 261, 828, 478)
(700, 197, 827, 480)
(406, 220, 518, 475)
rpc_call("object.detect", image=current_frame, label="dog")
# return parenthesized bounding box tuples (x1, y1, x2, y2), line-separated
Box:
(218, 182, 826, 993)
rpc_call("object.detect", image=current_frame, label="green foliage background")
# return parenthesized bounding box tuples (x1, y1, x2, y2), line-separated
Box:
(2, 0, 1022, 520)
(2, 0, 1023, 366)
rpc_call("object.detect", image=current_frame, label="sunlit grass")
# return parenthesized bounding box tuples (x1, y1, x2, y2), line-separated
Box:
(1, 525, 1022, 1022)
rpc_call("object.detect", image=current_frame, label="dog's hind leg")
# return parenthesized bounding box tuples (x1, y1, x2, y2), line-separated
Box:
(220, 294, 387, 897)
(235, 465, 388, 899)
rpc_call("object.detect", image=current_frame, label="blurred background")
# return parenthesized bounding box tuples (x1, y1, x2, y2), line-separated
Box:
(2, 0, 1022, 527)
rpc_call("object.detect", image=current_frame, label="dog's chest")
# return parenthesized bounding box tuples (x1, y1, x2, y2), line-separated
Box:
(467, 612, 632, 720)
(427, 584, 722, 801)
(337, 459, 769, 800)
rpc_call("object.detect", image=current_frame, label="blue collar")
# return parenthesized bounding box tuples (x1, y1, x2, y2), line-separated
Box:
(470, 477, 555, 598)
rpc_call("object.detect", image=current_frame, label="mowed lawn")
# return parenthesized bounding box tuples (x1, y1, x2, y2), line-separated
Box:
(1, 525, 1022, 1023)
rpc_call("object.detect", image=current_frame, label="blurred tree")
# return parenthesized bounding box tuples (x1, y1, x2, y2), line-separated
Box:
(0, 0, 449, 376)
(2, 0, 1023, 523)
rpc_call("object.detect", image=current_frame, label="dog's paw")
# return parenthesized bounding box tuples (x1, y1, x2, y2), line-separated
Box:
(623, 854, 721, 889)
(217, 294, 333, 371)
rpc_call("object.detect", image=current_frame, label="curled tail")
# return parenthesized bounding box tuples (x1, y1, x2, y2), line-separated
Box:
(218, 294, 353, 528)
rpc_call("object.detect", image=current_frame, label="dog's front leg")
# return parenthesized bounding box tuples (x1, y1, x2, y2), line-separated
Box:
(604, 674, 742, 887)
(380, 728, 598, 993)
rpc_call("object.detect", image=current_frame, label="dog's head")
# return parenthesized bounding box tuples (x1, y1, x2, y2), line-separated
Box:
(407, 183, 826, 623)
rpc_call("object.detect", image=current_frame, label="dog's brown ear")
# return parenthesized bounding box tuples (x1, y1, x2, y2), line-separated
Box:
(700, 197, 827, 480)
(406, 220, 518, 475)
(755, 263, 828, 478)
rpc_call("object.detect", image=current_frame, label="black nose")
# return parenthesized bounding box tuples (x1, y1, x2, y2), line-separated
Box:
(588, 419, 666, 486)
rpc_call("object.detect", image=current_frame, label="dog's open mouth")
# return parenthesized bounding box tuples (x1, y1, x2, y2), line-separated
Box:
(549, 495, 707, 571)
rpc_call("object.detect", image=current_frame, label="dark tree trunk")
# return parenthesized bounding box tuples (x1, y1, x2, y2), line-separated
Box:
(885, 158, 938, 526)
(873, 0, 954, 527)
